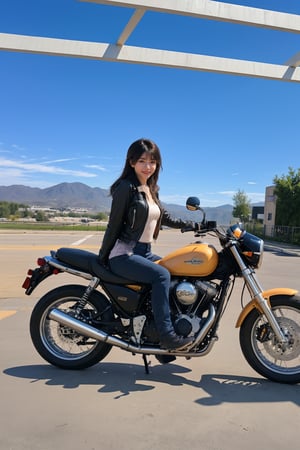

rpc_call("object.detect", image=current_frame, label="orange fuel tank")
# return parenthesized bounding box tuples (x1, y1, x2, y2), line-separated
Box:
(157, 243, 219, 277)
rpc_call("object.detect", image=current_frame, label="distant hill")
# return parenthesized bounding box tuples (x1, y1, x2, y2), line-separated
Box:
(0, 182, 256, 225)
(162, 202, 234, 226)
(0, 182, 111, 211)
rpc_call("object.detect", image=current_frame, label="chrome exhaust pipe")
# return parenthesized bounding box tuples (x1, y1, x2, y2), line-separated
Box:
(49, 308, 134, 350)
(49, 304, 216, 357)
(189, 303, 216, 349)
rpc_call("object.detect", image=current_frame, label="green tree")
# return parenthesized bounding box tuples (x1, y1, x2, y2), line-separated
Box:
(93, 212, 108, 221)
(21, 208, 30, 218)
(0, 202, 10, 218)
(232, 189, 251, 223)
(273, 167, 300, 226)
(0, 201, 31, 219)
(35, 210, 49, 222)
(9, 202, 19, 215)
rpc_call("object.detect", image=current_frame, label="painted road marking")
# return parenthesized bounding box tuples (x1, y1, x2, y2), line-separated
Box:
(0, 245, 99, 250)
(0, 311, 17, 320)
(71, 235, 94, 246)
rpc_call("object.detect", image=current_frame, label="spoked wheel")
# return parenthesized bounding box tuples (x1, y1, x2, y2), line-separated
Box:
(240, 295, 300, 384)
(30, 285, 113, 370)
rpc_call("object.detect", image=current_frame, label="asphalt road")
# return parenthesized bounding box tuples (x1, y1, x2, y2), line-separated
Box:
(0, 229, 300, 450)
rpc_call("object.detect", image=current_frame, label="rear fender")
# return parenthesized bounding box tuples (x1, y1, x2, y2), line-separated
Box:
(235, 288, 298, 328)
(22, 265, 57, 295)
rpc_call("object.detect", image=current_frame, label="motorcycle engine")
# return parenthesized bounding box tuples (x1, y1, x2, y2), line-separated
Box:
(174, 280, 217, 305)
(143, 280, 218, 342)
(172, 279, 218, 337)
(175, 281, 198, 305)
(174, 314, 202, 337)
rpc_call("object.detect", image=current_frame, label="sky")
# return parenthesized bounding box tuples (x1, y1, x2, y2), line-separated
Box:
(0, 0, 300, 207)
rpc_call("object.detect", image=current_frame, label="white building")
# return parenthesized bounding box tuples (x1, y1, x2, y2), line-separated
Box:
(264, 186, 277, 237)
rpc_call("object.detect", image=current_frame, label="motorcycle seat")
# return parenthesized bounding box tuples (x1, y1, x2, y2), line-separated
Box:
(55, 247, 140, 285)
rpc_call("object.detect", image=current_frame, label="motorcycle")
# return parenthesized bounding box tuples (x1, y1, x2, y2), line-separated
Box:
(22, 197, 300, 384)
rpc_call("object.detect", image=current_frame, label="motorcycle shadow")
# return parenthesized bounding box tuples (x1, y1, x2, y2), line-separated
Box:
(196, 373, 300, 406)
(3, 361, 300, 404)
(264, 246, 300, 257)
(3, 360, 194, 397)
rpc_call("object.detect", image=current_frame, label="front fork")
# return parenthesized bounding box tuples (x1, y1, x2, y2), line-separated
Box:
(230, 245, 294, 346)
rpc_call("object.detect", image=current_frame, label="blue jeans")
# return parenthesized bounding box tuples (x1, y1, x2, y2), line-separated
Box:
(109, 242, 173, 336)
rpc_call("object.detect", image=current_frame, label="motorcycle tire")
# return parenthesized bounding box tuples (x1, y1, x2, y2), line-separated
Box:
(30, 284, 114, 370)
(240, 295, 300, 384)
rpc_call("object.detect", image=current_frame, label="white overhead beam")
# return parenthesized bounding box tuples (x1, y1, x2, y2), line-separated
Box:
(116, 7, 146, 45)
(1, 33, 299, 82)
(285, 52, 300, 68)
(81, 0, 300, 33)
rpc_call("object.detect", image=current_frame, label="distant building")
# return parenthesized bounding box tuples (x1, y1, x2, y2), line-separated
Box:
(264, 186, 277, 236)
(252, 206, 264, 221)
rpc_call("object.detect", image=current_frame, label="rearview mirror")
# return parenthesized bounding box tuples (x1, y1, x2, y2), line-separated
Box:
(186, 196, 200, 211)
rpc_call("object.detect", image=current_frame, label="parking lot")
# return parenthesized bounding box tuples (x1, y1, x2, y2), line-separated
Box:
(0, 229, 300, 450)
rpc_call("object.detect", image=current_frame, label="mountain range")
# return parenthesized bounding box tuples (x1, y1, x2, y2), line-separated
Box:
(0, 182, 240, 225)
(0, 182, 110, 210)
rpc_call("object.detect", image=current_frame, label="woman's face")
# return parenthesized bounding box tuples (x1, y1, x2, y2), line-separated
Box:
(131, 152, 157, 185)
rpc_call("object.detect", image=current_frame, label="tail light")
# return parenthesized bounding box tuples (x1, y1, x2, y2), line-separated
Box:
(22, 277, 31, 290)
(37, 258, 46, 266)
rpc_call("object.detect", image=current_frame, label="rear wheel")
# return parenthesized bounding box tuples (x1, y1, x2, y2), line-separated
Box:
(30, 285, 113, 370)
(240, 295, 300, 384)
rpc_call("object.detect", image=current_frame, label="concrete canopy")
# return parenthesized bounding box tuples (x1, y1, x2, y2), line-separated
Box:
(1, 0, 300, 82)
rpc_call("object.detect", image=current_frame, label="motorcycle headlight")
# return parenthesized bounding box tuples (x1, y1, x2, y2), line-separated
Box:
(239, 232, 264, 269)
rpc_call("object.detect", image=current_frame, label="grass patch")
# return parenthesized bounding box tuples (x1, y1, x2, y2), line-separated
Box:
(0, 222, 107, 232)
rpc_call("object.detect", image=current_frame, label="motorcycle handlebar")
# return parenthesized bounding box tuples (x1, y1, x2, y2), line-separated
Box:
(181, 220, 217, 234)
(181, 225, 195, 233)
(206, 220, 217, 230)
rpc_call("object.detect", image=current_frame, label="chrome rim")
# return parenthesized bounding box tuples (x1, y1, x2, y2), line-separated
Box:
(251, 305, 300, 375)
(40, 298, 98, 360)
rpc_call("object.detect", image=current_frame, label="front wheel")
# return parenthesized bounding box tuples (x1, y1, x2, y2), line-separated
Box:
(30, 285, 114, 370)
(240, 295, 300, 384)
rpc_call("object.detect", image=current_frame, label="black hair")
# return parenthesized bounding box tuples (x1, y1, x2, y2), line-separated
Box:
(110, 138, 162, 199)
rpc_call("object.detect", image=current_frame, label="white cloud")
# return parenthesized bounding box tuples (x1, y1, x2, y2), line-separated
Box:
(85, 164, 107, 171)
(11, 144, 25, 151)
(42, 158, 77, 164)
(0, 157, 97, 178)
(0, 168, 24, 178)
(246, 192, 265, 203)
(219, 190, 265, 203)
(219, 190, 236, 196)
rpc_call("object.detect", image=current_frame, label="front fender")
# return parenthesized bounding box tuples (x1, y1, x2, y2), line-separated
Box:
(235, 288, 298, 328)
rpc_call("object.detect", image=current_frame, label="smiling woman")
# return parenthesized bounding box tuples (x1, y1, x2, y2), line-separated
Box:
(98, 137, 196, 351)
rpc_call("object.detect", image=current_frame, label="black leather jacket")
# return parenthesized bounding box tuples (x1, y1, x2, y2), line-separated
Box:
(99, 176, 188, 264)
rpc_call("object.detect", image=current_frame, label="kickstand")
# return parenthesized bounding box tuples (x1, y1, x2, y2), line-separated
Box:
(142, 354, 151, 374)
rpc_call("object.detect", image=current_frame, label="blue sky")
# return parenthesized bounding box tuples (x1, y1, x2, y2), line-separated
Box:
(0, 0, 299, 206)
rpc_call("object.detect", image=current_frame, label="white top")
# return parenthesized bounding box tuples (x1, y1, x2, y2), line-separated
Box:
(138, 185, 160, 243)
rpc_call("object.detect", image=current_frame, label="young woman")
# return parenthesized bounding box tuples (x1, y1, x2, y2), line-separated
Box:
(99, 138, 194, 350)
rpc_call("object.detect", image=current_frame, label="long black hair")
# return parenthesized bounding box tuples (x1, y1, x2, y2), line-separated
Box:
(110, 138, 162, 199)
